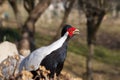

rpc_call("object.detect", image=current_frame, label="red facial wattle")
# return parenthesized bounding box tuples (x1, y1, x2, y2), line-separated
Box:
(67, 27, 76, 37)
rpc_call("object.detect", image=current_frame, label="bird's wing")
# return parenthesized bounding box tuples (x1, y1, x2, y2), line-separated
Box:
(19, 34, 68, 71)
(19, 47, 49, 71)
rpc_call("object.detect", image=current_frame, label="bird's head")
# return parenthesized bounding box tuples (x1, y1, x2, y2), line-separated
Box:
(61, 24, 80, 37)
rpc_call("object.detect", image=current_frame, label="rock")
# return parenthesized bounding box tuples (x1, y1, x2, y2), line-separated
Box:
(0, 41, 18, 63)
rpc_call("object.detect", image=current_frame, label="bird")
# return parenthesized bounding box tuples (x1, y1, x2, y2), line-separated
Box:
(19, 24, 80, 79)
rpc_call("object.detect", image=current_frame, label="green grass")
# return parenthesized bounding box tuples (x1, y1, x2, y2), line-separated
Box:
(0, 27, 21, 42)
(64, 38, 120, 67)
(35, 31, 52, 47)
(94, 46, 120, 66)
(68, 42, 88, 56)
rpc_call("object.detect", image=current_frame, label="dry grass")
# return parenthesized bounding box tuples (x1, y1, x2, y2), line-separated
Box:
(0, 54, 83, 80)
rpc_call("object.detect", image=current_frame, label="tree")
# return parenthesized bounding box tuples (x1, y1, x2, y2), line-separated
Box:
(7, 0, 52, 52)
(22, 0, 52, 51)
(111, 0, 120, 18)
(78, 0, 110, 80)
(52, 0, 75, 41)
(8, 0, 22, 28)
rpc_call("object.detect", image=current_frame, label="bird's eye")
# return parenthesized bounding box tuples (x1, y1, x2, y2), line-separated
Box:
(68, 27, 76, 33)
(67, 27, 76, 37)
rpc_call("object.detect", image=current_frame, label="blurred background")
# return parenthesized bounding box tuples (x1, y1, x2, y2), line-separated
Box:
(0, 0, 120, 80)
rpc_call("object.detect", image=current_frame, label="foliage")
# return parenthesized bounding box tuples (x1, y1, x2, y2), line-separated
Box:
(0, 27, 21, 42)
(0, 55, 82, 80)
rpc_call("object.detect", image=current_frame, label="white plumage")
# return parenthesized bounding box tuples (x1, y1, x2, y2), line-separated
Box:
(19, 32, 68, 71)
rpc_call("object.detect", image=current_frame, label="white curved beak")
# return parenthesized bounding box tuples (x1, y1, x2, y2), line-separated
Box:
(73, 29, 80, 34)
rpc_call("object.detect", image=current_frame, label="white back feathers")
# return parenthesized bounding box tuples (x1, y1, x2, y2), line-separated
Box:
(19, 32, 68, 71)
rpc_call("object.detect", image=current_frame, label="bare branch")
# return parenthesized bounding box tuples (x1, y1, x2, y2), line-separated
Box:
(22, 0, 52, 51)
(8, 0, 22, 28)
(52, 0, 75, 41)
(8, 0, 18, 13)
(24, 0, 35, 14)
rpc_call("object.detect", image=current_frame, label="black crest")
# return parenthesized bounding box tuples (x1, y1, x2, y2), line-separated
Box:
(61, 24, 72, 36)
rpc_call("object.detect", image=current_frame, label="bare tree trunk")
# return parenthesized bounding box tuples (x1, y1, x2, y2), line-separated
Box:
(86, 44, 94, 80)
(22, 0, 51, 51)
(52, 0, 75, 41)
(8, 0, 23, 28)
(23, 0, 35, 14)
(0, 0, 4, 5)
(86, 10, 105, 80)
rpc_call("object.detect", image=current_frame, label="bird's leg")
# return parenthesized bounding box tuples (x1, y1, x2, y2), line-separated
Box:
(56, 62, 64, 76)
(30, 70, 41, 80)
